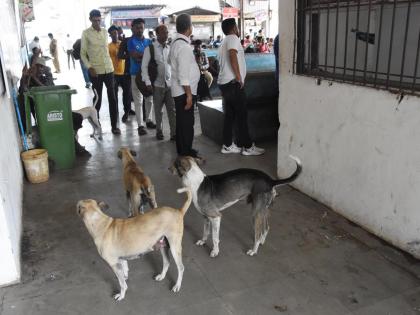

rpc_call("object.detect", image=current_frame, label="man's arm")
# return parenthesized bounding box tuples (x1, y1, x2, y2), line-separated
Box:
(80, 31, 92, 70)
(201, 53, 210, 70)
(178, 45, 193, 109)
(129, 50, 144, 62)
(141, 46, 152, 86)
(228, 49, 243, 88)
(117, 39, 128, 60)
(127, 38, 144, 63)
(81, 31, 97, 77)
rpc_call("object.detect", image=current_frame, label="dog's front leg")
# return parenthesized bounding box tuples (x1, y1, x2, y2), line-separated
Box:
(121, 259, 129, 280)
(97, 123, 103, 140)
(155, 246, 170, 281)
(209, 216, 221, 258)
(132, 193, 141, 215)
(195, 217, 211, 246)
(148, 185, 158, 209)
(126, 191, 133, 217)
(110, 261, 128, 301)
(169, 239, 184, 292)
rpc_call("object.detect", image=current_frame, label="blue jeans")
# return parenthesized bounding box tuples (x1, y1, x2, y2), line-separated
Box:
(80, 60, 90, 84)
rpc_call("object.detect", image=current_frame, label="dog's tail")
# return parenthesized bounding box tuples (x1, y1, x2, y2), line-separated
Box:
(272, 155, 302, 187)
(176, 187, 192, 216)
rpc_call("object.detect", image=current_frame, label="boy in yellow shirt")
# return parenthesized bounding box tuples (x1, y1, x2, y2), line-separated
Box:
(108, 25, 133, 123)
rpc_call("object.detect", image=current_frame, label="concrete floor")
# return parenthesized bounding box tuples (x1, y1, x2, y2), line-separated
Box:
(1, 66, 420, 315)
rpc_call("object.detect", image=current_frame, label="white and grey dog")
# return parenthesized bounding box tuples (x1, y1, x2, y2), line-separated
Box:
(73, 88, 102, 140)
(170, 155, 302, 257)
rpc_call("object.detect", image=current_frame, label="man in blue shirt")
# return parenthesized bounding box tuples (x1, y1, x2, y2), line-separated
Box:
(128, 18, 155, 136)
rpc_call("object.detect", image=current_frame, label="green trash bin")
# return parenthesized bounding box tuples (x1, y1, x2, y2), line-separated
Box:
(24, 85, 77, 170)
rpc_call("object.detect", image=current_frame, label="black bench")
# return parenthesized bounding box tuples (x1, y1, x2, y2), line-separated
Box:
(198, 71, 279, 145)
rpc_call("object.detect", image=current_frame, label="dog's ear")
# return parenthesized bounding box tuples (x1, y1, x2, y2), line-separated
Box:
(98, 201, 109, 212)
(130, 150, 137, 157)
(177, 157, 191, 176)
(117, 151, 122, 159)
(194, 156, 205, 165)
(168, 163, 177, 175)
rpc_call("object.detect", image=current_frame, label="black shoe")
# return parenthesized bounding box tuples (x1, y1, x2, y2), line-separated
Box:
(111, 128, 121, 135)
(156, 131, 164, 140)
(146, 121, 156, 129)
(75, 142, 91, 156)
(129, 110, 136, 116)
(85, 83, 90, 89)
(122, 113, 128, 123)
(138, 126, 147, 136)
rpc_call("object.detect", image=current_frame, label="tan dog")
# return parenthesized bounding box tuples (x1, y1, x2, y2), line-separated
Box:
(118, 147, 157, 216)
(77, 187, 192, 301)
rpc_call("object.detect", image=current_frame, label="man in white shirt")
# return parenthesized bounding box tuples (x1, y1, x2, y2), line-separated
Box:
(29, 36, 42, 54)
(142, 25, 176, 141)
(64, 34, 75, 70)
(168, 14, 201, 158)
(217, 18, 264, 156)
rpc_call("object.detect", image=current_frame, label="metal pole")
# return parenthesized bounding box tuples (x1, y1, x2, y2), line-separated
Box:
(240, 0, 244, 38)
(267, 0, 271, 37)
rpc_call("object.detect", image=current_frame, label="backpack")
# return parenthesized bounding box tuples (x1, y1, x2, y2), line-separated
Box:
(72, 39, 81, 60)
(135, 44, 158, 97)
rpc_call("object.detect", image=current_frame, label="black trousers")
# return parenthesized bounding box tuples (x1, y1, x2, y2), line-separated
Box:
(66, 50, 75, 69)
(89, 72, 118, 129)
(219, 81, 252, 148)
(174, 94, 197, 156)
(114, 74, 132, 114)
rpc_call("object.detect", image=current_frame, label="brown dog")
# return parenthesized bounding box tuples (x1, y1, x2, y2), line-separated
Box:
(118, 147, 157, 216)
(77, 187, 192, 301)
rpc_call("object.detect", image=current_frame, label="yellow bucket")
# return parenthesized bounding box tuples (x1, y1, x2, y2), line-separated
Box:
(21, 149, 49, 184)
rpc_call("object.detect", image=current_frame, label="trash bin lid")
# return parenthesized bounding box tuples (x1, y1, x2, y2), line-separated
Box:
(29, 85, 77, 95)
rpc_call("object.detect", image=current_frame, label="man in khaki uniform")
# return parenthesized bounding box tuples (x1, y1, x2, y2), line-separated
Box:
(48, 33, 60, 73)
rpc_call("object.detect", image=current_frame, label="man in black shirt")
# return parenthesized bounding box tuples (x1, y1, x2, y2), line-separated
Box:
(117, 33, 136, 122)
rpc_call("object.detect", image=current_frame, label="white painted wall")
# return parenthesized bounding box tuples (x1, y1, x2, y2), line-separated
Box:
(0, 0, 24, 286)
(277, 0, 420, 258)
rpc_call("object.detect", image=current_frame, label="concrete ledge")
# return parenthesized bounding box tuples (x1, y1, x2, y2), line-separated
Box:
(197, 98, 279, 145)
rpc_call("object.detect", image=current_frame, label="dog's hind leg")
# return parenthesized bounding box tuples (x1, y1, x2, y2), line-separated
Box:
(209, 216, 221, 258)
(196, 217, 211, 246)
(247, 193, 272, 256)
(139, 193, 148, 214)
(155, 245, 170, 281)
(87, 117, 96, 138)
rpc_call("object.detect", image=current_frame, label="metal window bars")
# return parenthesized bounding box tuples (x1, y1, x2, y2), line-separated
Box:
(294, 0, 420, 96)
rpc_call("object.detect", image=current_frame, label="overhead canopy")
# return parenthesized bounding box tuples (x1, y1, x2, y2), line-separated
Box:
(169, 6, 221, 23)
(101, 4, 165, 29)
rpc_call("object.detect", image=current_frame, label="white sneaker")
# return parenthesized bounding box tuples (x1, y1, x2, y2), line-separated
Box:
(242, 143, 265, 156)
(221, 143, 242, 154)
